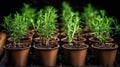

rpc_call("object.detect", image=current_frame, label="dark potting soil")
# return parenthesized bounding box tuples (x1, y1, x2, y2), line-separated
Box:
(35, 43, 58, 48)
(63, 43, 87, 49)
(5, 44, 30, 48)
(33, 36, 59, 48)
(93, 43, 117, 49)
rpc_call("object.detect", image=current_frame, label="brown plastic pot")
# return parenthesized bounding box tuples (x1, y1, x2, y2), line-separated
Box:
(0, 32, 6, 57)
(62, 44, 88, 66)
(20, 37, 33, 45)
(20, 28, 35, 45)
(33, 45, 59, 66)
(88, 37, 114, 47)
(91, 44, 118, 67)
(4, 45, 31, 66)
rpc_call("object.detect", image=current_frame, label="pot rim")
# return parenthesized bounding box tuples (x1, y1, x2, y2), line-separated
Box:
(33, 45, 59, 50)
(62, 44, 89, 50)
(4, 45, 31, 50)
(91, 43, 118, 50)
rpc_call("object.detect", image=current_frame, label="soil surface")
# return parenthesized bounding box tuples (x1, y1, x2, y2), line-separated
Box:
(5, 43, 30, 48)
(35, 43, 58, 48)
(89, 37, 116, 48)
(93, 43, 117, 48)
(5, 37, 31, 48)
(63, 42, 88, 48)
(34, 37, 58, 48)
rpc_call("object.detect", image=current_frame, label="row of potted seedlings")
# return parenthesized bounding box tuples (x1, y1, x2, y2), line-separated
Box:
(1, 4, 59, 67)
(61, 2, 88, 66)
(81, 3, 120, 66)
(0, 2, 120, 67)
(2, 4, 35, 66)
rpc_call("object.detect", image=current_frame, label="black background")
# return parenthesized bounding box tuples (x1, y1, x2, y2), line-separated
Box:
(0, 0, 120, 40)
(0, 2, 120, 42)
(0, 0, 120, 23)
(0, 0, 120, 47)
(0, 0, 120, 42)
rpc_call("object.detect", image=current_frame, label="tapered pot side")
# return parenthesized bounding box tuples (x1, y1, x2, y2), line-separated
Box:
(20, 29, 35, 45)
(4, 45, 31, 66)
(33, 45, 59, 66)
(88, 37, 114, 47)
(91, 44, 118, 67)
(62, 44, 88, 66)
(20, 37, 33, 45)
(0, 32, 6, 58)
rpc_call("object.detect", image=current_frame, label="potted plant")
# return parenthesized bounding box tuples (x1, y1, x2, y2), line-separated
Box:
(60, 1, 74, 45)
(60, 1, 73, 65)
(0, 32, 6, 59)
(59, 1, 73, 33)
(81, 4, 99, 37)
(81, 4, 100, 55)
(60, 1, 73, 26)
(2, 12, 31, 66)
(33, 6, 59, 66)
(61, 6, 89, 66)
(20, 4, 36, 45)
(90, 10, 120, 67)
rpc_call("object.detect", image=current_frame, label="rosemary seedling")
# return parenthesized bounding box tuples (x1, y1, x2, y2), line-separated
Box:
(61, 1, 73, 23)
(34, 6, 58, 46)
(82, 4, 99, 30)
(21, 3, 36, 28)
(91, 10, 120, 44)
(61, 1, 82, 45)
(63, 12, 81, 45)
(3, 12, 28, 46)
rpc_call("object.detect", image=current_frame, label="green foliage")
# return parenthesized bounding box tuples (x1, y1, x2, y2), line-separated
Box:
(91, 10, 120, 44)
(82, 4, 99, 20)
(2, 14, 13, 34)
(82, 4, 120, 44)
(61, 1, 73, 22)
(3, 13, 28, 44)
(34, 6, 58, 45)
(2, 3, 36, 45)
(63, 12, 82, 45)
(61, 1, 82, 45)
(82, 4, 99, 30)
(21, 3, 36, 28)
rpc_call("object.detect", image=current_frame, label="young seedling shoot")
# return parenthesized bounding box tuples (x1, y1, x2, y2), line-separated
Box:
(91, 10, 120, 45)
(33, 6, 58, 46)
(21, 3, 36, 29)
(63, 12, 81, 45)
(3, 12, 28, 47)
(82, 3, 99, 31)
(61, 1, 73, 22)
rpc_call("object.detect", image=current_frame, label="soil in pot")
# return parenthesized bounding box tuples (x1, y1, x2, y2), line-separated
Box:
(4, 35, 32, 66)
(62, 42, 88, 67)
(92, 43, 118, 67)
(4, 43, 31, 67)
(88, 37, 114, 53)
(89, 37, 114, 46)
(33, 37, 59, 66)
